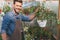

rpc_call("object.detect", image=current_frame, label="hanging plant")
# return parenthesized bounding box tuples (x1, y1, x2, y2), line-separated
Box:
(23, 1, 57, 40)
(36, 5, 57, 26)
(27, 2, 57, 39)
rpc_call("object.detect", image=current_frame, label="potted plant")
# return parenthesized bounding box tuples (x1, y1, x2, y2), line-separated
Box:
(36, 6, 48, 28)
(23, 1, 57, 40)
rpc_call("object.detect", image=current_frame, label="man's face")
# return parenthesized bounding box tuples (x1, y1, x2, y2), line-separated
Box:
(13, 2, 22, 13)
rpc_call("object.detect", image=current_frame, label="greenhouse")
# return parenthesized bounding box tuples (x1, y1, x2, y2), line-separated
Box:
(0, 0, 60, 40)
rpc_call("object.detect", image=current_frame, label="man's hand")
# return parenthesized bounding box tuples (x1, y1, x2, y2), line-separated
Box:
(29, 7, 40, 20)
(34, 7, 40, 14)
(1, 33, 7, 40)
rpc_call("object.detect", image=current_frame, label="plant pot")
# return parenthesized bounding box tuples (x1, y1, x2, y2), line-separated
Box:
(37, 20, 47, 27)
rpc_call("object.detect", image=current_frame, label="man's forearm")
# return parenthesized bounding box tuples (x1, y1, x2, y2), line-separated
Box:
(29, 7, 39, 20)
(1, 33, 7, 40)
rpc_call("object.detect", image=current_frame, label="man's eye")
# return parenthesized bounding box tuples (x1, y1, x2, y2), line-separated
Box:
(16, 5, 22, 7)
(17, 5, 18, 6)
(19, 6, 22, 7)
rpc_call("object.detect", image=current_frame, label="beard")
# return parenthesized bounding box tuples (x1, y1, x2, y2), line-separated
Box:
(14, 8, 19, 15)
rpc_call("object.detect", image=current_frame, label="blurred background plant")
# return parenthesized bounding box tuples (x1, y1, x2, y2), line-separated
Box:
(57, 20, 60, 24)
(3, 5, 11, 14)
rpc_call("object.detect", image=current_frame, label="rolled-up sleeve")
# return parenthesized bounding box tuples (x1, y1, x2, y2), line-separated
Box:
(21, 15, 31, 21)
(1, 14, 11, 34)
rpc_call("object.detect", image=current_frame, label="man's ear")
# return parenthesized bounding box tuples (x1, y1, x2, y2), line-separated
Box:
(12, 4, 15, 8)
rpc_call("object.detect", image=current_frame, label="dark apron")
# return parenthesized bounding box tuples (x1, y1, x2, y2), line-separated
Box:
(8, 19, 24, 40)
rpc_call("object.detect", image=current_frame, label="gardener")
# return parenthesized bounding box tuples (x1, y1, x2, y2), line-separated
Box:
(1, 0, 39, 40)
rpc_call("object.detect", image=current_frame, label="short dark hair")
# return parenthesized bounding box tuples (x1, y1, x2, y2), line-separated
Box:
(13, 0, 22, 4)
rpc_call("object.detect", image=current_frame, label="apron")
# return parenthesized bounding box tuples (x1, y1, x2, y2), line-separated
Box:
(8, 19, 24, 40)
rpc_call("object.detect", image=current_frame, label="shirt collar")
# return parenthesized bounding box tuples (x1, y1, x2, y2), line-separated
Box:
(11, 10, 19, 16)
(11, 10, 22, 17)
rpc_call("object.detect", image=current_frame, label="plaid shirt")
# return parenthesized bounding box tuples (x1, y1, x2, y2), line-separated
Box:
(1, 11, 30, 36)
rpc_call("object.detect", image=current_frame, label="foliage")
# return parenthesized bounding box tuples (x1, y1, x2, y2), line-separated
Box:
(28, 26, 41, 38)
(24, 2, 57, 40)
(23, 6, 37, 15)
(3, 5, 11, 14)
(27, 26, 52, 39)
(23, 2, 40, 15)
(57, 20, 60, 24)
(36, 6, 57, 20)
(36, 5, 57, 27)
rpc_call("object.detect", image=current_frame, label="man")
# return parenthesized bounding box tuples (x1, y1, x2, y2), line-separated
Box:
(1, 0, 39, 40)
